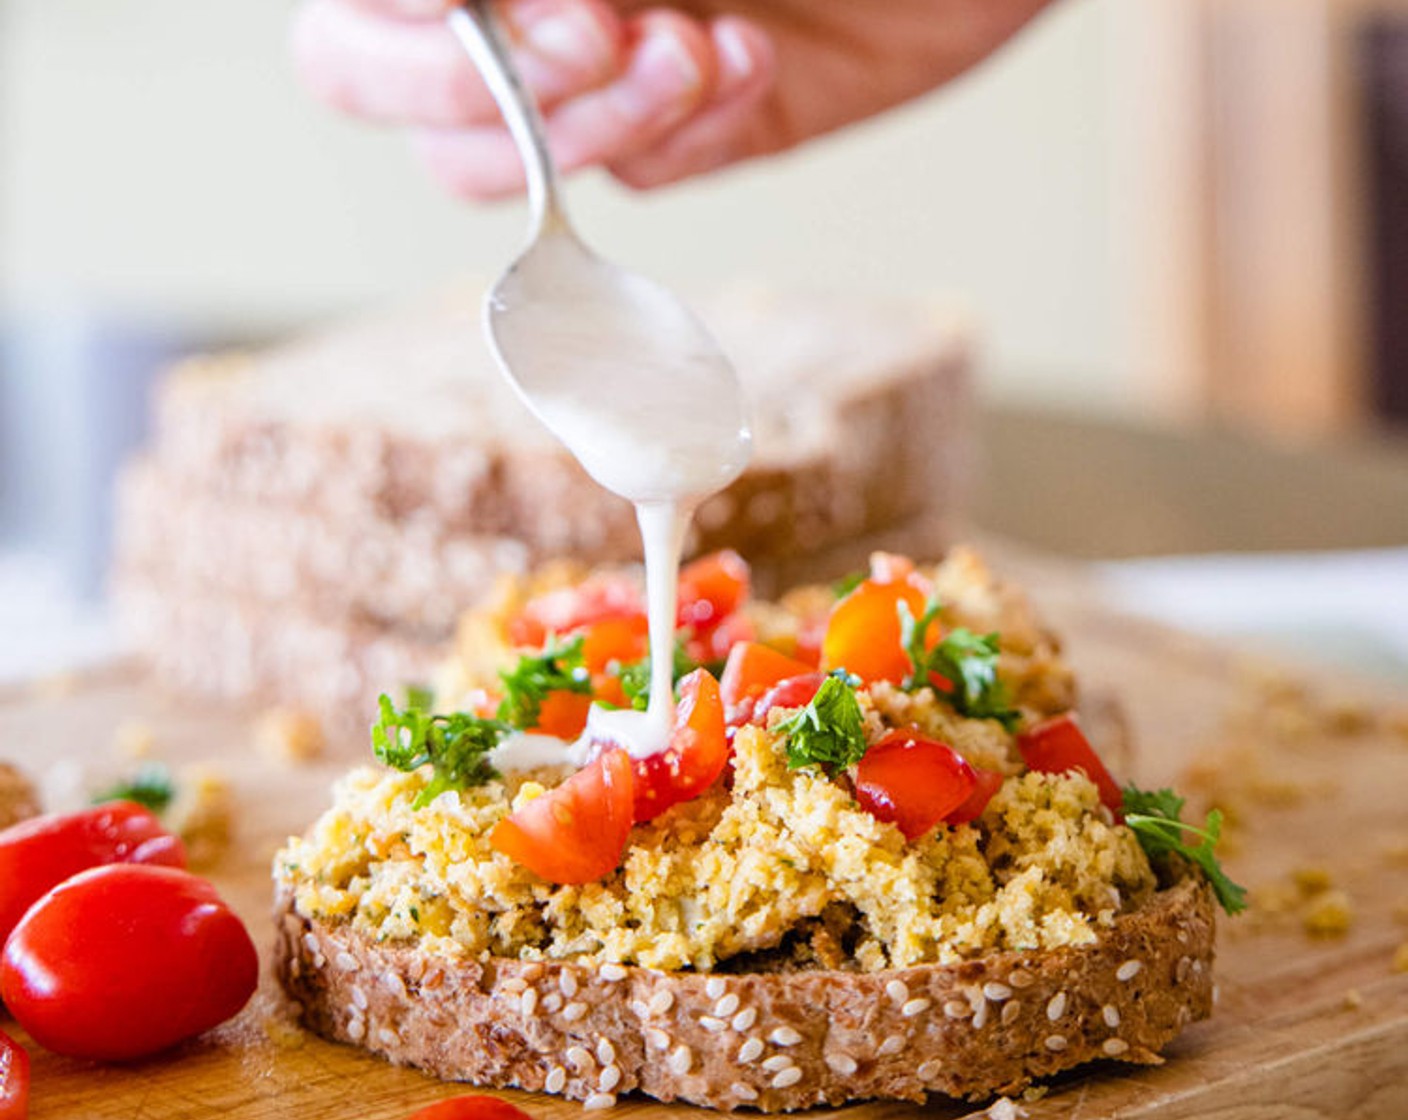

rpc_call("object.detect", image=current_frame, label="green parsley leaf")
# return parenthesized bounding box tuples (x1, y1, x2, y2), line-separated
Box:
(1122, 784, 1248, 916)
(92, 762, 175, 814)
(372, 693, 506, 809)
(778, 672, 868, 775)
(831, 571, 865, 599)
(495, 636, 592, 729)
(616, 641, 699, 712)
(899, 598, 1020, 730)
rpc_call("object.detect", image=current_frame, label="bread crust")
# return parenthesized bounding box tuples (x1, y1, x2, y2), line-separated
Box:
(274, 876, 1215, 1110)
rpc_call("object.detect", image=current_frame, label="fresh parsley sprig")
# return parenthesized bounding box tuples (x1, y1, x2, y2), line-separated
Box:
(372, 693, 506, 809)
(1122, 785, 1247, 915)
(616, 640, 700, 711)
(495, 636, 592, 729)
(778, 672, 868, 775)
(92, 762, 176, 814)
(899, 598, 1020, 730)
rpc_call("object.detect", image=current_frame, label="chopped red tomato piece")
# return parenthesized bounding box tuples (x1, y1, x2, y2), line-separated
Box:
(685, 609, 756, 668)
(490, 749, 635, 884)
(945, 768, 1006, 825)
(531, 690, 593, 740)
(0, 801, 187, 947)
(507, 576, 645, 649)
(677, 550, 750, 632)
(0, 1029, 28, 1120)
(406, 1097, 536, 1120)
(628, 669, 728, 822)
(719, 642, 816, 720)
(820, 577, 932, 685)
(750, 672, 827, 727)
(580, 614, 649, 673)
(853, 729, 977, 840)
(1017, 714, 1124, 815)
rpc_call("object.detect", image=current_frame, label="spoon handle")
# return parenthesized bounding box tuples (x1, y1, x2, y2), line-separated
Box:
(448, 2, 570, 234)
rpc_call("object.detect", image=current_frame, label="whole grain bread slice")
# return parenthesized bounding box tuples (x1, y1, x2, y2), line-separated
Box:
(274, 876, 1215, 1111)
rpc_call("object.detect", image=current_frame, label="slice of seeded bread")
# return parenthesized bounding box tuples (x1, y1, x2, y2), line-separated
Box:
(273, 875, 1215, 1111)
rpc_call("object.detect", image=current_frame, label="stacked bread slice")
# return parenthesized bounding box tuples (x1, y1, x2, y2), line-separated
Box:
(112, 288, 971, 744)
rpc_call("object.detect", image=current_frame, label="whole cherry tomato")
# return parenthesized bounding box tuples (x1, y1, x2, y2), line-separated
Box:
(0, 1029, 28, 1120)
(853, 729, 977, 840)
(490, 749, 635, 884)
(1, 864, 258, 1061)
(406, 1097, 536, 1120)
(1017, 714, 1124, 815)
(0, 801, 186, 947)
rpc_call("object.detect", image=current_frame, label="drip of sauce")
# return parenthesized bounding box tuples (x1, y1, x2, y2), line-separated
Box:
(489, 263, 752, 760)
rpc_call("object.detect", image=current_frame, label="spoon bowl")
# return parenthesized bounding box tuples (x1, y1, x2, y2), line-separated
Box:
(448, 3, 752, 505)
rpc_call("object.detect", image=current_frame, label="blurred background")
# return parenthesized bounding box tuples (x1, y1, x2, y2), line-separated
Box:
(2, 0, 1407, 682)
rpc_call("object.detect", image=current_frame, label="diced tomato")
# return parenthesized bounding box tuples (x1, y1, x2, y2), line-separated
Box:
(1017, 714, 1124, 815)
(507, 576, 645, 649)
(685, 609, 756, 668)
(0, 1029, 28, 1120)
(719, 643, 815, 719)
(406, 1098, 537, 1120)
(531, 690, 593, 740)
(0, 801, 187, 948)
(945, 768, 1006, 825)
(677, 550, 750, 632)
(490, 749, 635, 884)
(853, 729, 977, 840)
(749, 672, 827, 727)
(1, 864, 257, 1062)
(580, 614, 650, 674)
(628, 669, 729, 822)
(820, 578, 932, 685)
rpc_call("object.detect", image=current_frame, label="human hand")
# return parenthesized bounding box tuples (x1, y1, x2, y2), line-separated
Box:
(291, 0, 1053, 198)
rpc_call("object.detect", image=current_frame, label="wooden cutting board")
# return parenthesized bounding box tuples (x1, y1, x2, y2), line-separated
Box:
(2, 588, 1406, 1119)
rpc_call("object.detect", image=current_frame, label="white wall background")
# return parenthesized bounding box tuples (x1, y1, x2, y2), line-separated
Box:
(1, 0, 1147, 412)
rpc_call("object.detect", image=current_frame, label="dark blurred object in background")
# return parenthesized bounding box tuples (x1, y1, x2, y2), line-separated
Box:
(1363, 15, 1408, 426)
(0, 309, 191, 599)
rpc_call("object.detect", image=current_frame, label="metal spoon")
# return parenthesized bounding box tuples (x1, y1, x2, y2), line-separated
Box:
(447, 2, 752, 506)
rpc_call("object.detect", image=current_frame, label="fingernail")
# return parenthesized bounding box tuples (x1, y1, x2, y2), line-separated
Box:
(713, 23, 755, 92)
(519, 3, 615, 70)
(615, 31, 702, 119)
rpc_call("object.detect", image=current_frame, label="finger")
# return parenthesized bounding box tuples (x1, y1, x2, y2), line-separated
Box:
(609, 16, 776, 189)
(413, 9, 715, 200)
(290, 0, 625, 127)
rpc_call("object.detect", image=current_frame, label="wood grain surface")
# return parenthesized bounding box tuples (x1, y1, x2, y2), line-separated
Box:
(2, 585, 1407, 1119)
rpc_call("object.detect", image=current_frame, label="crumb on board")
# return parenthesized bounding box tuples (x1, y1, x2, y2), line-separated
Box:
(1381, 834, 1408, 869)
(255, 707, 326, 764)
(168, 766, 233, 870)
(0, 763, 40, 829)
(1343, 988, 1363, 1010)
(1393, 944, 1408, 974)
(987, 1098, 1028, 1120)
(113, 721, 156, 760)
(263, 1014, 307, 1050)
(1021, 1085, 1050, 1102)
(1303, 890, 1354, 938)
(1292, 866, 1334, 897)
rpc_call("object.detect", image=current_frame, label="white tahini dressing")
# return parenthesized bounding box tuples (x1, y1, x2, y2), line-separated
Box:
(486, 239, 752, 759)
